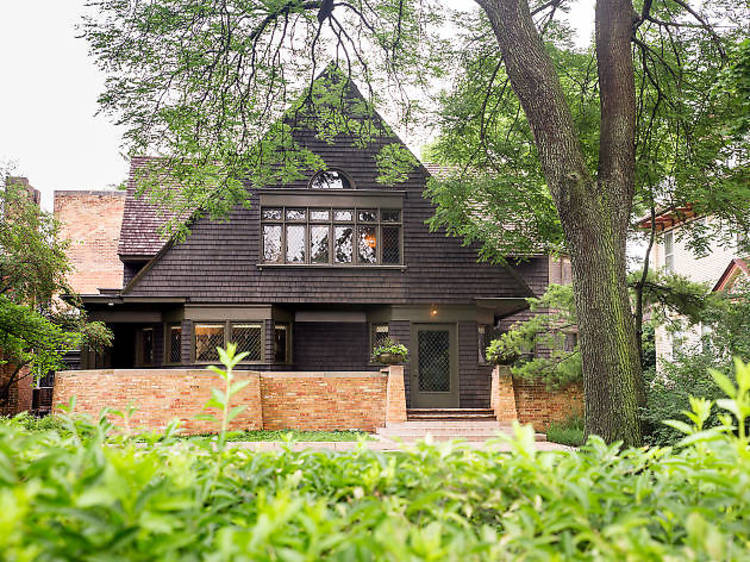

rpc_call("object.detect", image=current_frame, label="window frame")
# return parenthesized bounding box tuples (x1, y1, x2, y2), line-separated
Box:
(260, 205, 403, 267)
(165, 322, 183, 365)
(193, 321, 265, 365)
(663, 231, 674, 272)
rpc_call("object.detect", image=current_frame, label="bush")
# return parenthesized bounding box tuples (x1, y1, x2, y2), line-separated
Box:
(545, 415, 584, 446)
(4, 353, 750, 559)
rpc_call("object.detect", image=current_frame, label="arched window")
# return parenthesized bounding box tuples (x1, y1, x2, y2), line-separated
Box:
(309, 169, 353, 190)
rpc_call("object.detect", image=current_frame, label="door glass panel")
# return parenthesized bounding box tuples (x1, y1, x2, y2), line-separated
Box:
(418, 330, 450, 392)
(357, 225, 377, 264)
(334, 226, 353, 263)
(286, 225, 306, 263)
(311, 225, 330, 263)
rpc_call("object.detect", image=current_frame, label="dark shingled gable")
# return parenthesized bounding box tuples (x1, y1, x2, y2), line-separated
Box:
(119, 72, 545, 303)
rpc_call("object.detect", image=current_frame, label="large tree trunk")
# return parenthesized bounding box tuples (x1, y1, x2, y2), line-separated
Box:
(476, 0, 643, 445)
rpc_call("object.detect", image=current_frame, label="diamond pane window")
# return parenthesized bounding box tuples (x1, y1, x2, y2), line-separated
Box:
(310, 169, 351, 189)
(357, 226, 377, 264)
(311, 225, 329, 263)
(310, 209, 330, 221)
(286, 208, 306, 221)
(168, 325, 182, 363)
(382, 209, 401, 223)
(262, 208, 282, 220)
(232, 323, 262, 361)
(286, 225, 306, 263)
(334, 226, 353, 263)
(418, 330, 451, 392)
(195, 324, 224, 362)
(382, 226, 400, 264)
(263, 225, 282, 263)
(334, 209, 353, 221)
(373, 324, 390, 347)
(358, 209, 377, 222)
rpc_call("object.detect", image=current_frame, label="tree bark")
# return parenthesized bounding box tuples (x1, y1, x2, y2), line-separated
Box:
(475, 0, 643, 445)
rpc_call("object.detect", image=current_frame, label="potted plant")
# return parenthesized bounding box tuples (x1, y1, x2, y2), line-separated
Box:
(372, 337, 408, 365)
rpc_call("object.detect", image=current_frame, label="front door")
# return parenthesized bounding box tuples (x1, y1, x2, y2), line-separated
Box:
(411, 324, 459, 408)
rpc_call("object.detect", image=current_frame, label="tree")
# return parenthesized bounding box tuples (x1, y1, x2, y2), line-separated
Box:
(0, 172, 112, 408)
(81, 0, 748, 444)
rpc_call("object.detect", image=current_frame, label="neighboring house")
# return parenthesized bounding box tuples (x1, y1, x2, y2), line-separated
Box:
(60, 72, 579, 427)
(638, 206, 745, 366)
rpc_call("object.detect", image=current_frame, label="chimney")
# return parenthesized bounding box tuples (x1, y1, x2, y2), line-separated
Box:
(6, 176, 41, 206)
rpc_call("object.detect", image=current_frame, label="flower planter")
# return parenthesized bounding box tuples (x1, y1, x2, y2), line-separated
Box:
(375, 352, 405, 366)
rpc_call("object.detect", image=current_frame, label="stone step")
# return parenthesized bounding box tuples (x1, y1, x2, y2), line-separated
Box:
(407, 408, 497, 421)
(377, 420, 547, 442)
(384, 420, 506, 430)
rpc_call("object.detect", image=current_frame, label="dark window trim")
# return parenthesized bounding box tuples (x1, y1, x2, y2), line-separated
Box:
(164, 322, 183, 365)
(273, 322, 292, 364)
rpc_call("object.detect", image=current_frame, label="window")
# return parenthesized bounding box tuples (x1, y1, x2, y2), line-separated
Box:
(194, 322, 264, 363)
(372, 323, 390, 349)
(563, 332, 578, 353)
(309, 169, 352, 190)
(167, 323, 182, 363)
(261, 206, 402, 265)
(274, 323, 290, 363)
(231, 323, 262, 361)
(136, 328, 154, 367)
(663, 231, 674, 272)
(194, 324, 224, 362)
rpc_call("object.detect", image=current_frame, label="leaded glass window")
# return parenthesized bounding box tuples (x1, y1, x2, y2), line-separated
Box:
(260, 205, 402, 265)
(309, 169, 352, 190)
(195, 324, 224, 362)
(231, 323, 262, 361)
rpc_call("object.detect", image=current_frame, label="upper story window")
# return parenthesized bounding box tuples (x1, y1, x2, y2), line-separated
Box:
(664, 231, 674, 272)
(309, 169, 352, 190)
(261, 206, 402, 265)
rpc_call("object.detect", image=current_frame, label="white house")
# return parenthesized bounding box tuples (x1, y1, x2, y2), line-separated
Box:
(638, 205, 747, 367)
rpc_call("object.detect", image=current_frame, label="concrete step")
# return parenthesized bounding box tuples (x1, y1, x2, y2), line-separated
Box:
(376, 420, 547, 442)
(384, 420, 506, 430)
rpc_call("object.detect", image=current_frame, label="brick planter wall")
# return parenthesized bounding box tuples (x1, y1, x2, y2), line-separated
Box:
(260, 372, 386, 431)
(53, 369, 262, 434)
(54, 368, 392, 434)
(0, 363, 33, 416)
(490, 366, 584, 430)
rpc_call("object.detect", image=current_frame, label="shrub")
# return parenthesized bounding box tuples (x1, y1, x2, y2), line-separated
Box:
(545, 415, 584, 446)
(3, 354, 750, 559)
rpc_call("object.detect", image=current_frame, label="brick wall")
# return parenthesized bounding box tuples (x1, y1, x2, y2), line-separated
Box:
(260, 372, 386, 431)
(54, 191, 125, 294)
(53, 369, 262, 433)
(490, 366, 583, 430)
(0, 363, 33, 416)
(53, 368, 392, 433)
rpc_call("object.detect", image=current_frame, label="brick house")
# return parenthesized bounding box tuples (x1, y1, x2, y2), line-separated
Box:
(56, 74, 581, 430)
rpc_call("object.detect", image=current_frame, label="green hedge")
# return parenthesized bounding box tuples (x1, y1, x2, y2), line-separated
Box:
(2, 360, 750, 559)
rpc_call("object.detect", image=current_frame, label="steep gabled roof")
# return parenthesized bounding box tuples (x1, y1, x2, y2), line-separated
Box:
(118, 157, 182, 259)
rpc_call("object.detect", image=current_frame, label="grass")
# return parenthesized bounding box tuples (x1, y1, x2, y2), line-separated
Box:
(545, 415, 585, 446)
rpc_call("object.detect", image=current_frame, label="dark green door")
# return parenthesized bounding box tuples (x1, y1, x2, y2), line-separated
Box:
(411, 324, 459, 408)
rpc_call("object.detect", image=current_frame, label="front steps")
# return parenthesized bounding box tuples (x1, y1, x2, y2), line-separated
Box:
(377, 408, 545, 442)
(407, 408, 496, 421)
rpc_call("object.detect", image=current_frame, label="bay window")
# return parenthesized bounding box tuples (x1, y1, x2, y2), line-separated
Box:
(261, 206, 402, 265)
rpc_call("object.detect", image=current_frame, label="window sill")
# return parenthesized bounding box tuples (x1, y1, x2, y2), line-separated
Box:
(257, 263, 406, 271)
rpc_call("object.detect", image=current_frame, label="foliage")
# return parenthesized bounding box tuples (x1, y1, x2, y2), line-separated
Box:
(0, 172, 113, 397)
(491, 271, 718, 389)
(643, 289, 750, 445)
(486, 284, 580, 389)
(3, 355, 750, 559)
(545, 415, 585, 447)
(371, 337, 409, 363)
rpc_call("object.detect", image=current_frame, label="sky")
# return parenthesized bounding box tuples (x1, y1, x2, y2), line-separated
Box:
(0, 0, 596, 211)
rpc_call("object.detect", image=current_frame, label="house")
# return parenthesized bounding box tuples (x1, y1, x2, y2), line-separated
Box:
(638, 206, 746, 365)
(55, 72, 580, 431)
